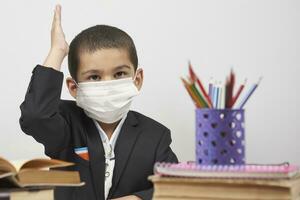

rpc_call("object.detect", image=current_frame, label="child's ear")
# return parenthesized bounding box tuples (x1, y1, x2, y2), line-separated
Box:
(134, 68, 143, 91)
(66, 77, 77, 99)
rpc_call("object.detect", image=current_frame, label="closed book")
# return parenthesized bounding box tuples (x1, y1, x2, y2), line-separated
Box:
(0, 187, 53, 200)
(149, 175, 300, 200)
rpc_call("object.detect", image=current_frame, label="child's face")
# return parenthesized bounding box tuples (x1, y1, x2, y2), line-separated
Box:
(66, 48, 143, 99)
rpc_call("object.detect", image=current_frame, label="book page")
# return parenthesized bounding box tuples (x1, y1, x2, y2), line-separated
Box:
(20, 158, 74, 171)
(0, 157, 17, 174)
(0, 171, 14, 179)
(11, 159, 27, 172)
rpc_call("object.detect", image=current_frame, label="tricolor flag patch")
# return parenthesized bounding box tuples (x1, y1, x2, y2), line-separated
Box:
(75, 147, 89, 161)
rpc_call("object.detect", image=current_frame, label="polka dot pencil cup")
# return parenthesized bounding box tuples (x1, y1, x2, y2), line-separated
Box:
(196, 109, 245, 165)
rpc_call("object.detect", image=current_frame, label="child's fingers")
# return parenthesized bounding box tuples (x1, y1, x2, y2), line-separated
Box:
(51, 4, 62, 30)
(51, 7, 56, 30)
(55, 5, 62, 26)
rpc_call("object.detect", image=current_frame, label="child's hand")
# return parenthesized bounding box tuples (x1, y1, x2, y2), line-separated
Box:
(50, 4, 69, 55)
(43, 4, 69, 71)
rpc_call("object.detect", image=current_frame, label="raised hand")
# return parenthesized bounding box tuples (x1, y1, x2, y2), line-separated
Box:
(43, 4, 69, 71)
(50, 4, 69, 56)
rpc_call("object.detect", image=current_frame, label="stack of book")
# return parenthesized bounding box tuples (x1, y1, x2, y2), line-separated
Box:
(0, 156, 84, 200)
(149, 162, 300, 200)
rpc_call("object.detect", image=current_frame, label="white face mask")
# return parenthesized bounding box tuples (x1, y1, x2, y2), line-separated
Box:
(75, 76, 139, 124)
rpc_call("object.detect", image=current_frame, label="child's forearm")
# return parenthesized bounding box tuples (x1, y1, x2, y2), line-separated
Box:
(43, 48, 66, 71)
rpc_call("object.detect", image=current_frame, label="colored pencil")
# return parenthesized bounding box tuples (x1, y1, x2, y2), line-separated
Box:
(228, 69, 235, 107)
(181, 63, 261, 110)
(191, 82, 209, 108)
(215, 85, 219, 109)
(237, 77, 262, 109)
(220, 84, 226, 109)
(208, 78, 213, 99)
(181, 77, 202, 108)
(230, 79, 247, 108)
(188, 62, 213, 108)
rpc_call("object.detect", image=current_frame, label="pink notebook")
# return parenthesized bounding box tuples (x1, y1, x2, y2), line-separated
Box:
(154, 162, 300, 179)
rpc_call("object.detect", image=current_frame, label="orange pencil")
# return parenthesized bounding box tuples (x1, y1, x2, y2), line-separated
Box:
(181, 77, 202, 108)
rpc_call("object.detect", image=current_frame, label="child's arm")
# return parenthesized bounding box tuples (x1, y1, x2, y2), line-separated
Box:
(19, 5, 70, 157)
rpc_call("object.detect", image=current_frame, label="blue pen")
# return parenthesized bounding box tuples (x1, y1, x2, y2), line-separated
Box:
(238, 77, 262, 109)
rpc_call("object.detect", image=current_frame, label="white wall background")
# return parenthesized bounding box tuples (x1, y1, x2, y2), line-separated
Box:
(1, 0, 299, 165)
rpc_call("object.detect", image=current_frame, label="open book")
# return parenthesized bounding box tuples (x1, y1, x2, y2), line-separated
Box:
(0, 156, 84, 187)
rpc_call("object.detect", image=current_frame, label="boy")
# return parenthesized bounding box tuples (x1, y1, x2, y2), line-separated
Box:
(19, 5, 178, 200)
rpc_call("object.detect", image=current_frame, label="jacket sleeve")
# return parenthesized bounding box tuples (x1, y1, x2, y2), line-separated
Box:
(154, 128, 178, 163)
(133, 128, 178, 200)
(19, 65, 71, 157)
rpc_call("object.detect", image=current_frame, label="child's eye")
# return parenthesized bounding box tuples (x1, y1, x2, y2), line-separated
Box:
(114, 71, 128, 79)
(88, 75, 101, 81)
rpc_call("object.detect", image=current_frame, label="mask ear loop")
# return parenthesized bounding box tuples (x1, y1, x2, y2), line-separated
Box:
(73, 79, 101, 118)
(73, 79, 82, 92)
(72, 79, 87, 98)
(72, 79, 97, 111)
(73, 79, 79, 88)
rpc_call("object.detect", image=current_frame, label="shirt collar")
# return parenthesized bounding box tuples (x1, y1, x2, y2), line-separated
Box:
(93, 114, 127, 149)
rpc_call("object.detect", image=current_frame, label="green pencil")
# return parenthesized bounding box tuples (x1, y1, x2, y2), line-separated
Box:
(191, 83, 209, 108)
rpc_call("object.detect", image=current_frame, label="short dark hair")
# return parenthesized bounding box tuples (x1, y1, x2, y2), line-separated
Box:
(68, 25, 138, 81)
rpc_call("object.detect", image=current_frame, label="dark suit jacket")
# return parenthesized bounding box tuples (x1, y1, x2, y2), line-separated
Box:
(19, 65, 178, 200)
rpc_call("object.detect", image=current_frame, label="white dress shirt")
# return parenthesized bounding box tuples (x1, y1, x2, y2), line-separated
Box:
(93, 115, 127, 200)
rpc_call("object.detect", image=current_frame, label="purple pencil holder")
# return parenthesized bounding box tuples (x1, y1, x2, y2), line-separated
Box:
(196, 109, 245, 165)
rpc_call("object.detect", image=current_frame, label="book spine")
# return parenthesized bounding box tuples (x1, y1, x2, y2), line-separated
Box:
(0, 193, 9, 200)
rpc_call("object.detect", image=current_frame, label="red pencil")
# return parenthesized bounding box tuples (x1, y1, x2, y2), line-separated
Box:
(227, 69, 235, 108)
(188, 61, 213, 108)
(230, 79, 247, 108)
(225, 77, 230, 108)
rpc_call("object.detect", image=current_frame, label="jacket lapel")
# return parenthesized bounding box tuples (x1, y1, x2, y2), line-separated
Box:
(109, 111, 141, 197)
(83, 113, 105, 200)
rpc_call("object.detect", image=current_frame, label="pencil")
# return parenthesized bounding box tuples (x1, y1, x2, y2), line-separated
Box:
(215, 85, 219, 109)
(181, 77, 202, 108)
(208, 78, 213, 99)
(230, 79, 247, 108)
(225, 77, 230, 108)
(220, 84, 226, 109)
(238, 77, 262, 109)
(191, 82, 209, 108)
(228, 69, 235, 108)
(210, 85, 216, 108)
(188, 61, 213, 108)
